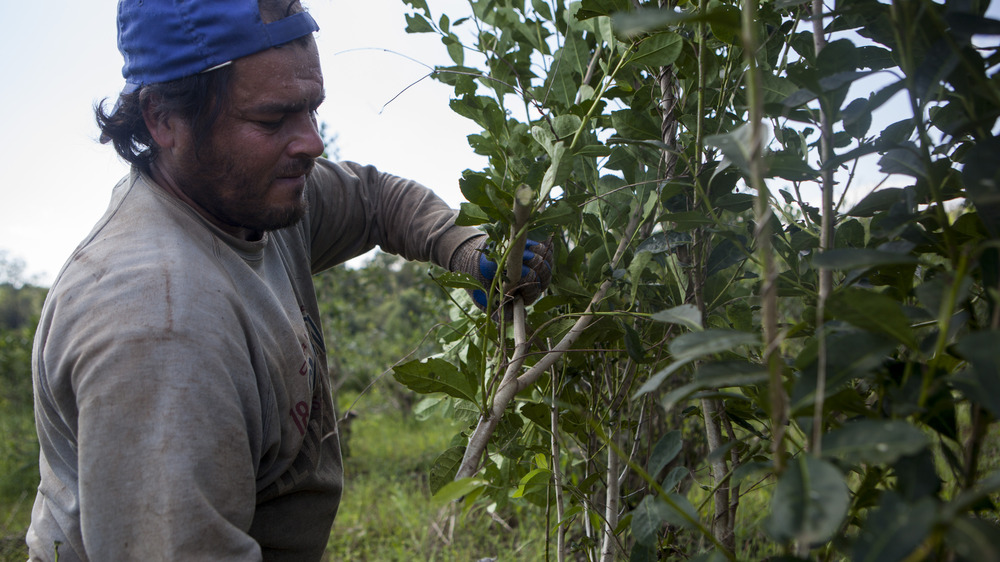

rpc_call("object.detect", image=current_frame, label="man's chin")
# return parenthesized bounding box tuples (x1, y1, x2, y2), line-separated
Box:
(255, 200, 308, 233)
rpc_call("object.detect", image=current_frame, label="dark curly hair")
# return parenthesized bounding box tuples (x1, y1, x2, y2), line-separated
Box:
(95, 69, 234, 169)
(95, 0, 309, 169)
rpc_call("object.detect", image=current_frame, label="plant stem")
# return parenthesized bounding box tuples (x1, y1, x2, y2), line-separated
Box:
(741, 0, 786, 471)
(599, 431, 620, 562)
(811, 0, 833, 458)
(550, 357, 566, 562)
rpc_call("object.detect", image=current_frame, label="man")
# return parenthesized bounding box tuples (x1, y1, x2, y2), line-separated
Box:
(27, 1, 550, 560)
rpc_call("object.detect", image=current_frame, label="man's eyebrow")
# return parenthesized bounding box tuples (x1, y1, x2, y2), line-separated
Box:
(251, 93, 326, 114)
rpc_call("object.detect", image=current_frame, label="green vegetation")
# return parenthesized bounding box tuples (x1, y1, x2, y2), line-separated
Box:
(0, 252, 45, 561)
(328, 388, 546, 561)
(390, 0, 1000, 559)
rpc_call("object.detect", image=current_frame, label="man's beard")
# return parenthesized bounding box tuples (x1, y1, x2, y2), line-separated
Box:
(176, 146, 315, 235)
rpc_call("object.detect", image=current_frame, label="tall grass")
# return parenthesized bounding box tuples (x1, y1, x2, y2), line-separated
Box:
(328, 389, 547, 561)
(0, 408, 36, 562)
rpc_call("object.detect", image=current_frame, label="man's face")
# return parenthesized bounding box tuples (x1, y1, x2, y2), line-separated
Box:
(162, 40, 325, 239)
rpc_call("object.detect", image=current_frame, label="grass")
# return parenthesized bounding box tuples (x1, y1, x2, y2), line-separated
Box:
(0, 406, 36, 562)
(327, 388, 547, 561)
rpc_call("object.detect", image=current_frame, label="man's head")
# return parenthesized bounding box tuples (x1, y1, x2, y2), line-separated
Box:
(97, 0, 326, 239)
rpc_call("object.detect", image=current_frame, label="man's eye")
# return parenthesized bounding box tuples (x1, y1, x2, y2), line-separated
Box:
(257, 118, 284, 129)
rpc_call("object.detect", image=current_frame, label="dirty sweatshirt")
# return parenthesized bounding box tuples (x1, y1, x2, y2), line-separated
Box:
(27, 159, 481, 561)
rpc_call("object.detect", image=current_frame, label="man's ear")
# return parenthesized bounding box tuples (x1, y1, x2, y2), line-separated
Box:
(141, 93, 182, 151)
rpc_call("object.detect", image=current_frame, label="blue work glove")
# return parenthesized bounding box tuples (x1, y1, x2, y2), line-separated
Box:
(452, 235, 553, 312)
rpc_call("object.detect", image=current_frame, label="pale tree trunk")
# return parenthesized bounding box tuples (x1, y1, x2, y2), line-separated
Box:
(599, 433, 620, 562)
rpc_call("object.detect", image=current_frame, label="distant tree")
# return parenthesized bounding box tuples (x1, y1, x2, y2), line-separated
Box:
(313, 252, 453, 414)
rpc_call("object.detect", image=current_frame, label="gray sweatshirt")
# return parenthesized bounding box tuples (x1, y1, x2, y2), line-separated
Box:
(27, 160, 480, 561)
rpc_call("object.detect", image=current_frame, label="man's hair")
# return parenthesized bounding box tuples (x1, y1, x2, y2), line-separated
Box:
(96, 0, 309, 168)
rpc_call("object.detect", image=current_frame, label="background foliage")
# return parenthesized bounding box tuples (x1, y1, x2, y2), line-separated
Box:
(389, 0, 1000, 560)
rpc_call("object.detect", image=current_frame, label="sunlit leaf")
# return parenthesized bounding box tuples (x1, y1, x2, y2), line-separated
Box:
(432, 477, 488, 505)
(651, 304, 703, 332)
(512, 467, 552, 498)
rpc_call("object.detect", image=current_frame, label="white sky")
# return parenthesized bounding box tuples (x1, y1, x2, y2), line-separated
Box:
(0, 0, 482, 285)
(2, 2, 998, 286)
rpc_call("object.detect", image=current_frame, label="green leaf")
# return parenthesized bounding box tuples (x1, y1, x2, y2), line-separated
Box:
(826, 288, 918, 348)
(766, 456, 850, 545)
(630, 32, 683, 67)
(654, 363, 769, 409)
(648, 430, 682, 478)
(651, 304, 703, 332)
(623, 323, 648, 363)
(766, 151, 820, 181)
(540, 142, 572, 197)
(434, 271, 484, 291)
(631, 495, 669, 546)
(846, 187, 906, 217)
(456, 202, 492, 226)
(402, 0, 429, 15)
(705, 124, 754, 177)
(878, 145, 926, 178)
(953, 331, 1000, 418)
(443, 34, 464, 66)
(811, 248, 919, 270)
(578, 0, 631, 20)
(661, 492, 699, 530)
(822, 420, 930, 464)
(432, 477, 488, 505)
(612, 6, 738, 38)
(393, 357, 478, 403)
(946, 517, 1000, 562)
(668, 329, 759, 361)
(852, 493, 936, 562)
(512, 467, 552, 498)
(943, 471, 1000, 520)
(707, 237, 748, 276)
(843, 98, 872, 139)
(404, 13, 435, 33)
(630, 543, 656, 562)
(961, 137, 1000, 237)
(429, 445, 466, 494)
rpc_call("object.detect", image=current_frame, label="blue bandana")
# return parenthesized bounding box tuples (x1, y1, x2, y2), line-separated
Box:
(117, 0, 319, 92)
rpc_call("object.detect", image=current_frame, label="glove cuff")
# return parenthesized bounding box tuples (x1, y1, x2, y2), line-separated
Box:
(449, 234, 490, 286)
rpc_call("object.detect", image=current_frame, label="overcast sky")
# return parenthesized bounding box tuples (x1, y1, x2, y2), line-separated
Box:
(0, 0, 482, 285)
(3, 2, 999, 286)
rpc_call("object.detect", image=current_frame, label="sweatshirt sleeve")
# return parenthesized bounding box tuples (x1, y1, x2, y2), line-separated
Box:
(302, 159, 482, 273)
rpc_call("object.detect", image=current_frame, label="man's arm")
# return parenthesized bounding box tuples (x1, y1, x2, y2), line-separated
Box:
(303, 159, 482, 273)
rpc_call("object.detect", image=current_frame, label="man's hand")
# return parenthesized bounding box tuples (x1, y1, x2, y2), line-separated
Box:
(453, 236, 554, 312)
